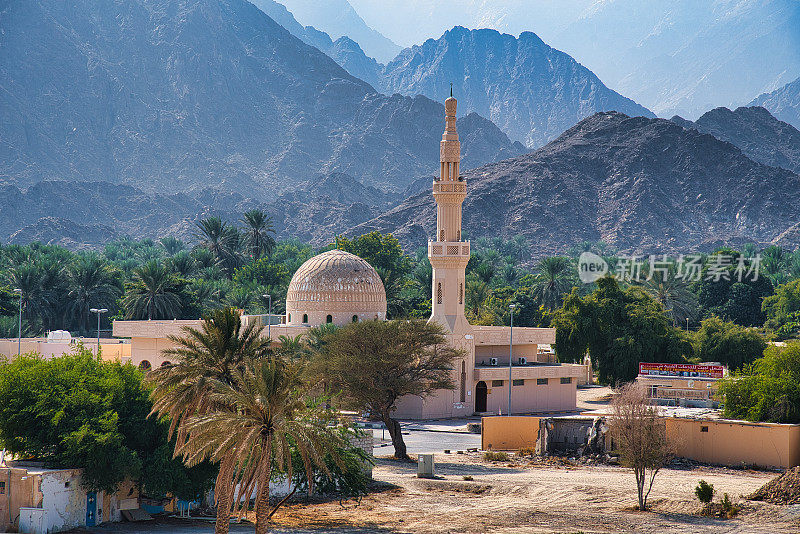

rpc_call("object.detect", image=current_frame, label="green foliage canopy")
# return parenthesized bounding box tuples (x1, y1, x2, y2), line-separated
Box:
(691, 317, 766, 371)
(552, 277, 691, 384)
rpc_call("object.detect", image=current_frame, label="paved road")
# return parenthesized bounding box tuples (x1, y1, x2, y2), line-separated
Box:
(370, 427, 481, 455)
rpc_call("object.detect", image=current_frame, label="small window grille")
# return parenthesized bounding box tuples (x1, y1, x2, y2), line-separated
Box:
(512, 379, 524, 386)
(700, 426, 709, 433)
(459, 283, 463, 304)
(491, 380, 504, 387)
(560, 377, 572, 384)
(437, 283, 443, 304)
(537, 378, 548, 385)
(440, 229, 445, 241)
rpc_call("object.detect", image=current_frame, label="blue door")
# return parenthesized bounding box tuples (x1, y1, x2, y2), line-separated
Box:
(86, 492, 97, 526)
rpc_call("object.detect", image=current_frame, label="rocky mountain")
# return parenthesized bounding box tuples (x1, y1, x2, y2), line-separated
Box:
(0, 173, 393, 250)
(0, 0, 522, 197)
(347, 0, 800, 118)
(749, 76, 800, 132)
(379, 27, 654, 148)
(348, 112, 800, 256)
(671, 106, 800, 175)
(275, 0, 401, 62)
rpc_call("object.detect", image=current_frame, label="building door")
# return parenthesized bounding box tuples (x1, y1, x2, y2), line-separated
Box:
(86, 492, 97, 526)
(475, 381, 488, 413)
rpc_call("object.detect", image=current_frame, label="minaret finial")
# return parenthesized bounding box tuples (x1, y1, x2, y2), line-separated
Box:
(450, 82, 453, 97)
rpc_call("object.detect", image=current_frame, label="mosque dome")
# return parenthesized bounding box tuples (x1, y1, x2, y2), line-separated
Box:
(284, 249, 387, 326)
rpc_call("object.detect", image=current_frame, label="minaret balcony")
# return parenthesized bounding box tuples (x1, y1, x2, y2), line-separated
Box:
(432, 181, 467, 194)
(429, 240, 470, 258)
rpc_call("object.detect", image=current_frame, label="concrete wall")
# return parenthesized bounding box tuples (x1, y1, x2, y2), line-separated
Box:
(481, 416, 540, 451)
(667, 418, 800, 469)
(0, 339, 129, 361)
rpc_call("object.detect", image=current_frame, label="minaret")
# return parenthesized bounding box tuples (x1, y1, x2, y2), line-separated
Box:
(428, 93, 470, 332)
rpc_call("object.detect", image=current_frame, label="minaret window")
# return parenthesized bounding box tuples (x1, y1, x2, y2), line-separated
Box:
(437, 283, 443, 305)
(440, 229, 445, 241)
(460, 361, 466, 403)
(326, 314, 333, 323)
(302, 314, 308, 323)
(352, 314, 359, 323)
(457, 230, 461, 241)
(459, 283, 463, 305)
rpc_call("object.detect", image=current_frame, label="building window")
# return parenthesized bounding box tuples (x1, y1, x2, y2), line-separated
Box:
(701, 426, 709, 433)
(560, 377, 571, 384)
(161, 361, 172, 367)
(302, 314, 308, 323)
(437, 283, 442, 304)
(491, 380, 504, 387)
(537, 378, 548, 385)
(512, 379, 524, 386)
(326, 314, 333, 323)
(287, 313, 291, 323)
(352, 314, 359, 323)
(440, 229, 445, 241)
(139, 360, 151, 370)
(457, 230, 461, 241)
(0, 481, 5, 494)
(459, 282, 463, 304)
(460, 361, 466, 403)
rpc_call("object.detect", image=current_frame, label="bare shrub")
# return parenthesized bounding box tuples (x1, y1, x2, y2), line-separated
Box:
(608, 383, 672, 510)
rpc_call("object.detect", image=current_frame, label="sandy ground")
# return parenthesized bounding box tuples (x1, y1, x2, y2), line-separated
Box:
(271, 453, 800, 534)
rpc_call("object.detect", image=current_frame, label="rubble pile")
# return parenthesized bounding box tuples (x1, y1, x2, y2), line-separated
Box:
(748, 467, 800, 504)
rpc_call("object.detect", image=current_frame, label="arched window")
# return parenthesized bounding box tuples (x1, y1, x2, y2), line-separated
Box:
(287, 313, 291, 323)
(437, 283, 443, 305)
(460, 361, 466, 403)
(326, 314, 333, 323)
(439, 229, 445, 241)
(352, 314, 359, 323)
(139, 360, 151, 370)
(161, 361, 172, 367)
(457, 230, 461, 241)
(459, 282, 463, 305)
(302, 313, 308, 323)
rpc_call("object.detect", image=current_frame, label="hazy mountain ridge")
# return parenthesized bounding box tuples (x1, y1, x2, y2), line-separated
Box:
(378, 26, 654, 147)
(671, 106, 800, 175)
(0, 0, 522, 197)
(347, 112, 800, 256)
(749, 76, 800, 132)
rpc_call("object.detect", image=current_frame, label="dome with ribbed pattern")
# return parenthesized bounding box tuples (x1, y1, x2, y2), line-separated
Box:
(284, 249, 387, 326)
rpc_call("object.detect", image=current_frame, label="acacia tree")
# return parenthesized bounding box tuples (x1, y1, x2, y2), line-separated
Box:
(608, 383, 672, 510)
(316, 319, 463, 460)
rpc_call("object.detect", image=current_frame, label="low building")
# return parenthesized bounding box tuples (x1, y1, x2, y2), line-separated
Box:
(636, 362, 725, 407)
(0, 331, 130, 362)
(0, 462, 138, 533)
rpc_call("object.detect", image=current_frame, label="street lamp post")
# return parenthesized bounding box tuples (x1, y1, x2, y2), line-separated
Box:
(89, 308, 108, 356)
(508, 303, 516, 416)
(262, 294, 272, 340)
(14, 289, 22, 356)
(686, 317, 689, 332)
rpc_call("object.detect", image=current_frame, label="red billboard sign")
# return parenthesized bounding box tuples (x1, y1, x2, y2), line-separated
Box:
(638, 362, 724, 379)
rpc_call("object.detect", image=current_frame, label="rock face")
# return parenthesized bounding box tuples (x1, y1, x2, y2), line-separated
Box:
(749, 76, 800, 132)
(672, 106, 800, 174)
(349, 112, 800, 257)
(379, 27, 653, 148)
(0, 0, 522, 196)
(8, 218, 119, 251)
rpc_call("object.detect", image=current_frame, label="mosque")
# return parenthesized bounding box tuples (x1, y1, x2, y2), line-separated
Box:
(113, 95, 584, 417)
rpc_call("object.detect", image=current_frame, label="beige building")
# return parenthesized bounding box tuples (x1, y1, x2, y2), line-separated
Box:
(112, 95, 583, 417)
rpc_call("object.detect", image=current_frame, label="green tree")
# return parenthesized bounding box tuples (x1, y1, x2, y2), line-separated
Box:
(763, 279, 800, 332)
(552, 277, 691, 384)
(633, 269, 698, 326)
(692, 317, 766, 371)
(242, 209, 276, 259)
(719, 342, 800, 423)
(160, 236, 186, 256)
(65, 253, 122, 333)
(195, 217, 241, 274)
(315, 320, 462, 459)
(696, 250, 773, 326)
(0, 349, 214, 495)
(123, 260, 185, 320)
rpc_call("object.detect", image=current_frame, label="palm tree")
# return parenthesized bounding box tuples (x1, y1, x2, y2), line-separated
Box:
(633, 271, 698, 326)
(148, 308, 271, 534)
(5, 261, 55, 333)
(465, 278, 490, 318)
(65, 254, 122, 333)
(412, 260, 432, 295)
(242, 209, 276, 259)
(531, 256, 574, 310)
(167, 251, 197, 278)
(195, 217, 241, 274)
(472, 261, 495, 285)
(177, 357, 343, 534)
(160, 236, 186, 256)
(123, 260, 184, 319)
